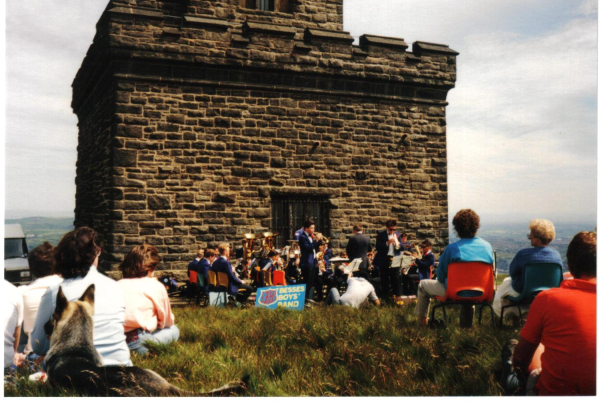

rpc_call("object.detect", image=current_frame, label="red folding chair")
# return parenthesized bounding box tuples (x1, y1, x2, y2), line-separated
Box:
(431, 262, 495, 327)
(272, 270, 286, 286)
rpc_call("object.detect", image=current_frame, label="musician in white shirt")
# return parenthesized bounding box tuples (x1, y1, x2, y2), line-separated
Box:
(373, 219, 403, 303)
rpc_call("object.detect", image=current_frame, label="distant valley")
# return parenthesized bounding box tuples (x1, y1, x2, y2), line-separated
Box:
(4, 217, 596, 273)
(451, 221, 596, 273)
(5, 216, 74, 251)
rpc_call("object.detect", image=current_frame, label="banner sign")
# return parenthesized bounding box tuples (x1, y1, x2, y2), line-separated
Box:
(255, 284, 306, 311)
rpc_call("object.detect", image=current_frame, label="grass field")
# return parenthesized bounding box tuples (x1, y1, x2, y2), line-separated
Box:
(5, 297, 521, 397)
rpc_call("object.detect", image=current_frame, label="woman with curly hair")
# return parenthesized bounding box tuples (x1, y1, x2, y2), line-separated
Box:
(118, 245, 179, 355)
(31, 227, 131, 366)
(492, 219, 563, 317)
(414, 209, 494, 327)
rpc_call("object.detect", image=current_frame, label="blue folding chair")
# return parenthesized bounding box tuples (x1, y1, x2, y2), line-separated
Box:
(500, 262, 563, 327)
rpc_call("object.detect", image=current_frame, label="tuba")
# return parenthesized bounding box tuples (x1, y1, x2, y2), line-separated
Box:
(242, 233, 256, 263)
(259, 232, 279, 253)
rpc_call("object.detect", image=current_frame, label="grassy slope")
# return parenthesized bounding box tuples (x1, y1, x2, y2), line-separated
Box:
(5, 303, 520, 397)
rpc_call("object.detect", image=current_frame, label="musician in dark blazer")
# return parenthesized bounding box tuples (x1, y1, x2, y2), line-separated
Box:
(210, 244, 253, 303)
(373, 219, 402, 303)
(188, 249, 216, 295)
(298, 219, 322, 303)
(346, 224, 372, 271)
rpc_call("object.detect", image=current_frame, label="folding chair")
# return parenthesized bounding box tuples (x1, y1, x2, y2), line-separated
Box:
(188, 270, 199, 305)
(272, 270, 286, 286)
(500, 263, 562, 327)
(208, 270, 227, 306)
(431, 262, 495, 328)
(195, 273, 209, 307)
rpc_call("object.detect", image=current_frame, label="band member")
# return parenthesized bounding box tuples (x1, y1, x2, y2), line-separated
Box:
(346, 224, 372, 271)
(260, 250, 280, 273)
(399, 233, 413, 252)
(298, 219, 322, 303)
(314, 250, 334, 302)
(403, 239, 435, 296)
(373, 219, 403, 303)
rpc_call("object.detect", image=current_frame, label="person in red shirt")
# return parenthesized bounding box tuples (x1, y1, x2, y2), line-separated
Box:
(501, 231, 596, 395)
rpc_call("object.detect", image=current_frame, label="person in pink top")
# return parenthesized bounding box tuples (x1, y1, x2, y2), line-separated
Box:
(118, 245, 179, 355)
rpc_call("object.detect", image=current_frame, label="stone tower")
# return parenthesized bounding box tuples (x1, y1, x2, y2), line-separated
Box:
(72, 0, 458, 275)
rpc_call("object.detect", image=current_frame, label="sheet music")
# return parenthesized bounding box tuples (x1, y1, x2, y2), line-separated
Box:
(342, 258, 363, 274)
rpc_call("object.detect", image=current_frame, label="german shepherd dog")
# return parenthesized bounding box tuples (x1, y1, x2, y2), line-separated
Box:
(44, 284, 246, 396)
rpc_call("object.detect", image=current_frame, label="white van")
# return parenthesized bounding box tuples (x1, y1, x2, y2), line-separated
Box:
(4, 224, 31, 285)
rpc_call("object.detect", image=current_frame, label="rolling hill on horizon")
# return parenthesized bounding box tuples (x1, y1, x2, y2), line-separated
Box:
(4, 216, 595, 272)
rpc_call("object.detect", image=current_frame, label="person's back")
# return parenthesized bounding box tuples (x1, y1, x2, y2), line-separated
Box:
(436, 237, 493, 285)
(18, 242, 63, 353)
(4, 280, 23, 369)
(31, 227, 131, 366)
(212, 256, 242, 294)
(340, 277, 378, 308)
(118, 277, 174, 333)
(33, 267, 131, 365)
(503, 231, 597, 396)
(509, 247, 562, 293)
(520, 279, 595, 395)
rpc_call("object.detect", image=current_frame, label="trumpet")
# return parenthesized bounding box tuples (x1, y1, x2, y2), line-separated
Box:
(314, 232, 330, 243)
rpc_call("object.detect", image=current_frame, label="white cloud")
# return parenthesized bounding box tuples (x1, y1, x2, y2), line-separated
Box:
(4, 0, 597, 223)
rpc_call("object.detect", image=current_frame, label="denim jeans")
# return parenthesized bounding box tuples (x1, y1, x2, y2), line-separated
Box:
(325, 288, 342, 306)
(126, 325, 180, 355)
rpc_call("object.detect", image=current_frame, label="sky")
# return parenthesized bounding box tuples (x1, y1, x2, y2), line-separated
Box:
(4, 0, 598, 224)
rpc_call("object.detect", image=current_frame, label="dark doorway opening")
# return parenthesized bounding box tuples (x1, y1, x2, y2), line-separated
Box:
(271, 195, 331, 248)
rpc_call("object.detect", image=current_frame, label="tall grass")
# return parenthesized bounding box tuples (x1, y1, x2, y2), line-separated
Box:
(5, 302, 520, 396)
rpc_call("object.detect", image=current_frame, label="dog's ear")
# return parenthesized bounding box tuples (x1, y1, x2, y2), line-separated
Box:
(44, 318, 54, 337)
(53, 286, 69, 320)
(79, 284, 95, 307)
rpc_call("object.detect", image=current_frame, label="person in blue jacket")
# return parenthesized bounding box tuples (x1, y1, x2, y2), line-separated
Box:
(402, 239, 435, 296)
(298, 219, 323, 303)
(210, 244, 253, 304)
(492, 219, 563, 317)
(188, 249, 216, 295)
(414, 209, 493, 327)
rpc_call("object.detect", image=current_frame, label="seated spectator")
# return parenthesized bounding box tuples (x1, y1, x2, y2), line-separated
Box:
(210, 244, 254, 304)
(4, 280, 24, 372)
(414, 209, 493, 327)
(325, 268, 380, 308)
(31, 227, 131, 366)
(493, 219, 563, 317)
(402, 239, 435, 296)
(502, 231, 596, 395)
(118, 245, 179, 355)
(17, 242, 63, 354)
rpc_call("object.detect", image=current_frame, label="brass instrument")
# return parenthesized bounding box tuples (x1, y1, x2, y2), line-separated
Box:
(313, 232, 330, 244)
(260, 232, 279, 252)
(288, 240, 300, 258)
(242, 234, 256, 263)
(400, 244, 423, 275)
(316, 251, 326, 273)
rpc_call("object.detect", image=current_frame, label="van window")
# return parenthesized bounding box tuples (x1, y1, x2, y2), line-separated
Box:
(5, 238, 27, 259)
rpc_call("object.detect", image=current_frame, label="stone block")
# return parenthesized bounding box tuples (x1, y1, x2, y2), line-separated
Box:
(212, 192, 236, 203)
(148, 195, 171, 210)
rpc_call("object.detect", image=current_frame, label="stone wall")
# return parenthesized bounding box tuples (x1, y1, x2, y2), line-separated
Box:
(72, 0, 457, 276)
